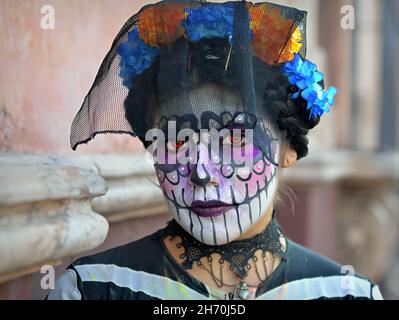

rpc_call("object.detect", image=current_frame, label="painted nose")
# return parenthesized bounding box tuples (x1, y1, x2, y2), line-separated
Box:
(190, 163, 211, 186)
(189, 142, 213, 187)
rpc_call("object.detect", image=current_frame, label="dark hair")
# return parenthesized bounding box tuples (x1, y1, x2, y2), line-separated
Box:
(263, 70, 321, 160)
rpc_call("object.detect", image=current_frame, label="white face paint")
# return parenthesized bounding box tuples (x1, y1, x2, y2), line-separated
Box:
(155, 116, 280, 246)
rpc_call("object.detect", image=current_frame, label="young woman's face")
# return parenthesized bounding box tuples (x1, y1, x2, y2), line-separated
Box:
(154, 118, 280, 246)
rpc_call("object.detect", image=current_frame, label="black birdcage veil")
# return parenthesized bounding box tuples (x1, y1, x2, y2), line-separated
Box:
(70, 0, 307, 165)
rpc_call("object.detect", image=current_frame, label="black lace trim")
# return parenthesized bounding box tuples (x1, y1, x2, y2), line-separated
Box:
(153, 213, 286, 279)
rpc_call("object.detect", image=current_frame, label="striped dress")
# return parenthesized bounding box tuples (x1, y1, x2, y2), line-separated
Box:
(47, 225, 383, 300)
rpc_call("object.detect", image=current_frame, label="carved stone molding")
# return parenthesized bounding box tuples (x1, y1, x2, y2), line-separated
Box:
(59, 154, 170, 222)
(282, 150, 398, 185)
(0, 153, 109, 283)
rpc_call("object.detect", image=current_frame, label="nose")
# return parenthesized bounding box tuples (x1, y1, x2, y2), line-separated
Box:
(189, 142, 214, 187)
(190, 163, 211, 186)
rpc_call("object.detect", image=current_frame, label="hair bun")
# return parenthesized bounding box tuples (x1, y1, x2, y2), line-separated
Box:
(264, 82, 321, 160)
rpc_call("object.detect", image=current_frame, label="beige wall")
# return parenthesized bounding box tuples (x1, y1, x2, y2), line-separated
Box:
(0, 0, 159, 154)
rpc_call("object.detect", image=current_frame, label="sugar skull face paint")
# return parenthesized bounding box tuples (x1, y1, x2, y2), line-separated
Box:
(153, 112, 280, 246)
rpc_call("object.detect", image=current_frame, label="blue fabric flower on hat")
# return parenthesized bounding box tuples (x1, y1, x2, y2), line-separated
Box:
(118, 27, 159, 89)
(301, 84, 337, 119)
(281, 53, 337, 120)
(182, 3, 235, 42)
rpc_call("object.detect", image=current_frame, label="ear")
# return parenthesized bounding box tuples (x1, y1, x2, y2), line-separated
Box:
(282, 147, 298, 168)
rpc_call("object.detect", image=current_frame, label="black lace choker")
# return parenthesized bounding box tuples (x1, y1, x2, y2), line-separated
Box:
(156, 214, 286, 280)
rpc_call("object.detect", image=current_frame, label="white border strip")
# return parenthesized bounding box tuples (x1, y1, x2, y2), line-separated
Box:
(74, 264, 383, 300)
(256, 275, 382, 300)
(75, 264, 210, 300)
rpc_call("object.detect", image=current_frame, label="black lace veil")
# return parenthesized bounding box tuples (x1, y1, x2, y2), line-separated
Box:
(70, 0, 307, 158)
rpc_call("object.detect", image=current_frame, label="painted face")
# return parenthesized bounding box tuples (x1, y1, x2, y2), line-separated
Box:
(153, 113, 280, 246)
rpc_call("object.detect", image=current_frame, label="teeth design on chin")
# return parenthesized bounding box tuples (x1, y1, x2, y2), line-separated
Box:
(179, 207, 209, 244)
(195, 213, 213, 244)
(190, 210, 204, 242)
(172, 185, 275, 245)
(218, 208, 240, 243)
(250, 196, 260, 222)
(189, 210, 194, 235)
(197, 214, 205, 243)
(237, 202, 251, 233)
(223, 213, 229, 243)
(258, 189, 267, 219)
(235, 206, 242, 235)
(178, 208, 191, 235)
(210, 216, 217, 245)
(211, 206, 238, 245)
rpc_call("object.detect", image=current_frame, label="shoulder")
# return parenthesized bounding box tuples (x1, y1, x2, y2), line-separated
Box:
(285, 239, 345, 279)
(47, 230, 166, 300)
(267, 239, 384, 300)
(74, 231, 163, 269)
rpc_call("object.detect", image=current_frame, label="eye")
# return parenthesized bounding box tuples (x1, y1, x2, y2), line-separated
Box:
(220, 131, 247, 146)
(167, 140, 186, 151)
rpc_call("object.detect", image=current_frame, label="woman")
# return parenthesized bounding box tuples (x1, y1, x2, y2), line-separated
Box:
(49, 0, 383, 300)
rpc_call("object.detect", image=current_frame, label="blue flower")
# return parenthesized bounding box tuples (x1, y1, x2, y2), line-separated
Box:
(182, 4, 235, 42)
(300, 84, 337, 119)
(281, 53, 337, 120)
(324, 86, 337, 105)
(281, 54, 323, 89)
(118, 27, 159, 89)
